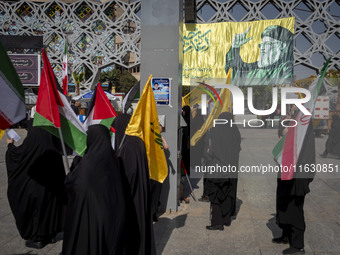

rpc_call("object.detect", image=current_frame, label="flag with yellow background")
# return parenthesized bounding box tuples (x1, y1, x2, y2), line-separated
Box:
(183, 17, 295, 86)
(182, 83, 219, 107)
(191, 69, 233, 146)
(125, 75, 168, 183)
(0, 129, 5, 142)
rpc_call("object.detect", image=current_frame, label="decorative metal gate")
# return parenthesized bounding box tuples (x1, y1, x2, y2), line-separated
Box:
(0, 0, 141, 91)
(0, 0, 339, 95)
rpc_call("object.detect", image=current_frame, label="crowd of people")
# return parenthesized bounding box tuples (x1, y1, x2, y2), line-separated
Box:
(179, 103, 329, 255)
(5, 109, 160, 254)
(5, 98, 340, 255)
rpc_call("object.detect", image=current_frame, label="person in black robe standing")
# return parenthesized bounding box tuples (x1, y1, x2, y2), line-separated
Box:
(273, 121, 316, 255)
(206, 112, 241, 230)
(5, 120, 66, 249)
(61, 124, 130, 255)
(113, 114, 156, 255)
(320, 114, 340, 159)
(181, 105, 191, 176)
(179, 106, 191, 203)
(190, 104, 208, 202)
(191, 104, 205, 167)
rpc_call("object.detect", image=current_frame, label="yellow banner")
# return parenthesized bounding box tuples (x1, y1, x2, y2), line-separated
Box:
(190, 69, 232, 146)
(0, 129, 4, 142)
(125, 75, 168, 183)
(182, 83, 218, 107)
(183, 17, 295, 86)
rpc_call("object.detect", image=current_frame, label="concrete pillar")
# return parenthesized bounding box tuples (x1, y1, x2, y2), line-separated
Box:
(140, 0, 183, 212)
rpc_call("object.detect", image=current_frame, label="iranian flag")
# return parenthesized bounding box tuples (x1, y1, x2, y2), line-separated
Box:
(84, 83, 117, 129)
(62, 41, 68, 95)
(33, 49, 87, 156)
(273, 59, 330, 180)
(0, 41, 26, 129)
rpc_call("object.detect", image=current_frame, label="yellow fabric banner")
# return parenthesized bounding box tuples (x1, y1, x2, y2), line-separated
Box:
(183, 17, 295, 86)
(0, 129, 4, 142)
(182, 83, 218, 107)
(125, 75, 168, 183)
(190, 69, 233, 146)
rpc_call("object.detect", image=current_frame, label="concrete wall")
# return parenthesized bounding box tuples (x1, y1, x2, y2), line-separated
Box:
(140, 0, 183, 212)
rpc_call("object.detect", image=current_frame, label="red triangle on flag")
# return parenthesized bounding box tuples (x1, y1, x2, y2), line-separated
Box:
(93, 83, 117, 120)
(36, 49, 64, 128)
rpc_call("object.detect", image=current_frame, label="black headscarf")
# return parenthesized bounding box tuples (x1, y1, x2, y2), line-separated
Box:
(191, 108, 205, 166)
(182, 105, 191, 127)
(112, 113, 131, 150)
(62, 124, 130, 255)
(5, 120, 66, 241)
(210, 112, 241, 168)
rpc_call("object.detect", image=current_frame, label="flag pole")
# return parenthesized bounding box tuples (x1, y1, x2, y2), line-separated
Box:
(118, 133, 126, 150)
(58, 127, 70, 175)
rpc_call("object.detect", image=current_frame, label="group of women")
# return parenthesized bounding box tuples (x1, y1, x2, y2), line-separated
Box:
(5, 107, 318, 255)
(5, 115, 156, 255)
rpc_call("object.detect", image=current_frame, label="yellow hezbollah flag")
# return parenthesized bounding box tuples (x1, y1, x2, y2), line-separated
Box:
(182, 96, 187, 107)
(0, 129, 4, 142)
(125, 75, 168, 183)
(182, 83, 218, 107)
(191, 69, 232, 146)
(183, 17, 295, 86)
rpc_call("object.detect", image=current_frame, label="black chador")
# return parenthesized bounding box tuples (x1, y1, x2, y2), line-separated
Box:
(321, 114, 340, 158)
(206, 112, 241, 230)
(62, 124, 130, 255)
(113, 114, 156, 255)
(5, 120, 66, 248)
(275, 122, 316, 252)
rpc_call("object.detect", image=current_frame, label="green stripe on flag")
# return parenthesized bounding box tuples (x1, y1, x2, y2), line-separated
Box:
(272, 134, 286, 161)
(0, 42, 24, 101)
(34, 112, 87, 156)
(315, 58, 331, 100)
(99, 117, 115, 130)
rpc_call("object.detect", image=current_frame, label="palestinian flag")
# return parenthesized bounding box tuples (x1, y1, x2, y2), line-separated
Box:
(273, 59, 330, 180)
(33, 49, 87, 156)
(0, 41, 26, 129)
(62, 41, 68, 95)
(84, 83, 117, 129)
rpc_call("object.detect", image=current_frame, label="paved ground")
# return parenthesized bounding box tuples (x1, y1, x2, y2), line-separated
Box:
(0, 127, 339, 255)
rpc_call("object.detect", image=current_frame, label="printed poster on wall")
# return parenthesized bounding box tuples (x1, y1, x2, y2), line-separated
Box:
(152, 77, 170, 105)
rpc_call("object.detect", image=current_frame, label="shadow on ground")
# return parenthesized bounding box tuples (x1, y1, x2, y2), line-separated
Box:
(153, 214, 188, 255)
(266, 214, 283, 239)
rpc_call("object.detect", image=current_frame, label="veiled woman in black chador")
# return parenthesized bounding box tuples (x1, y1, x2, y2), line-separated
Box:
(62, 124, 130, 255)
(321, 114, 340, 158)
(274, 121, 316, 254)
(206, 112, 241, 230)
(113, 114, 156, 255)
(6, 120, 66, 249)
